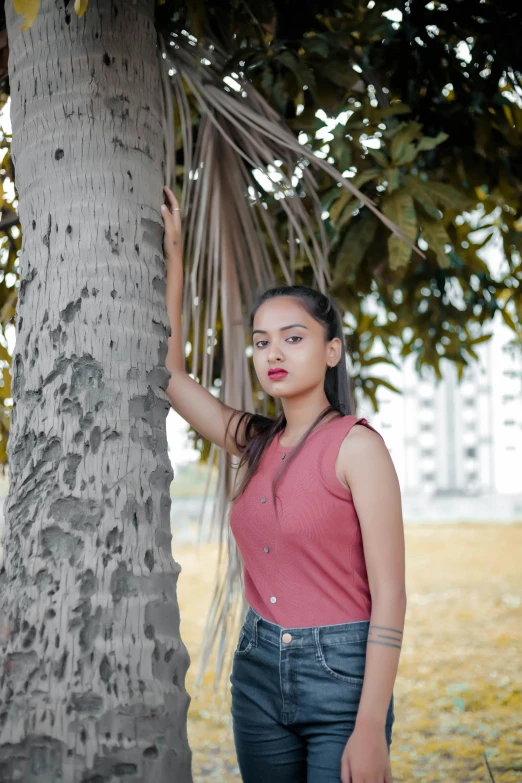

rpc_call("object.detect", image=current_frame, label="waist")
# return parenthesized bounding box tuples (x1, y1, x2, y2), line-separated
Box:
(243, 606, 370, 649)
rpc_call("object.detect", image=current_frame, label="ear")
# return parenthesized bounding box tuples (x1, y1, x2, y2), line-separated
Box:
(326, 337, 342, 368)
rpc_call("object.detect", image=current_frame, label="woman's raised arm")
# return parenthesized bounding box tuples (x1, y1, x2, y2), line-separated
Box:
(160, 186, 251, 457)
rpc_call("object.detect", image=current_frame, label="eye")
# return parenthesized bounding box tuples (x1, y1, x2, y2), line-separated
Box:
(253, 335, 303, 348)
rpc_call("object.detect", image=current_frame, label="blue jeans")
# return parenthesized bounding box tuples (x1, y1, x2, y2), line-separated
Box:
(230, 607, 394, 783)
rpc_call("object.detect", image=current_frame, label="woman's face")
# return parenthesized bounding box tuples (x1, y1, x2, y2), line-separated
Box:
(251, 296, 341, 399)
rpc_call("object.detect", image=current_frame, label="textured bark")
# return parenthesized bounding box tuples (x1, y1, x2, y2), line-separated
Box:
(0, 1, 192, 780)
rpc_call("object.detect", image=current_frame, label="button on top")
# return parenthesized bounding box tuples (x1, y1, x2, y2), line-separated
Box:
(261, 497, 267, 503)
(282, 633, 292, 644)
(270, 596, 277, 604)
(264, 546, 270, 553)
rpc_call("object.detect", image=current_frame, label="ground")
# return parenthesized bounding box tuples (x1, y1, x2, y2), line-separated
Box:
(175, 523, 522, 783)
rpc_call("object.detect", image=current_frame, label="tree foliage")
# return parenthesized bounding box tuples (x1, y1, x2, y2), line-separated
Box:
(2, 0, 522, 440)
(158, 0, 522, 408)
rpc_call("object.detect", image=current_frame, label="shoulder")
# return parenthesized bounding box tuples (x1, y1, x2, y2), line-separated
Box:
(336, 418, 390, 490)
(339, 417, 387, 457)
(343, 418, 384, 446)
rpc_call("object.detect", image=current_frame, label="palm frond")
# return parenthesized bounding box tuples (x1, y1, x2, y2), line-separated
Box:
(158, 35, 417, 687)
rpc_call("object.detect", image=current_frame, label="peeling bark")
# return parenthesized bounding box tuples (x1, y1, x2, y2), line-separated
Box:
(0, 1, 192, 780)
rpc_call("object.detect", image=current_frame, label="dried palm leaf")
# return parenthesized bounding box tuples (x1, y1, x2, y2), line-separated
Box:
(157, 34, 420, 688)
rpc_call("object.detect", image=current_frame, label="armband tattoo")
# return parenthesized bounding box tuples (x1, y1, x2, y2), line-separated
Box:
(367, 624, 403, 650)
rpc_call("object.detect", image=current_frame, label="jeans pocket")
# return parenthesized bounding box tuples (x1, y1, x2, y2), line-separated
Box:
(234, 625, 255, 658)
(317, 639, 366, 686)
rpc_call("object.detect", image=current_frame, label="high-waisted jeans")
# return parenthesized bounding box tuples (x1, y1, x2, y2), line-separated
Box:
(230, 606, 394, 783)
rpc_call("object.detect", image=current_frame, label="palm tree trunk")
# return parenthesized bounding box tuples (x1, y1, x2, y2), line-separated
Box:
(0, 1, 192, 780)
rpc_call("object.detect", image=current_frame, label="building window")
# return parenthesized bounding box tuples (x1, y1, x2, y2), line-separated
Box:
(465, 447, 477, 458)
(422, 473, 435, 482)
(420, 399, 433, 407)
(463, 398, 475, 407)
(421, 449, 433, 457)
(504, 420, 516, 426)
(420, 423, 432, 432)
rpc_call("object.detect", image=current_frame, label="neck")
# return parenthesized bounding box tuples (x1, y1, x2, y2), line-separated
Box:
(281, 390, 332, 442)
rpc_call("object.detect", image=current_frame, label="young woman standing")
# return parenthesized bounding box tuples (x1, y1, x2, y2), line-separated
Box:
(161, 186, 406, 783)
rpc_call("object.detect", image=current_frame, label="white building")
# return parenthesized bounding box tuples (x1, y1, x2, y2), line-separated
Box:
(356, 316, 522, 522)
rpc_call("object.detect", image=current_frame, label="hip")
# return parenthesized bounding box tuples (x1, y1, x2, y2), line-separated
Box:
(230, 606, 394, 736)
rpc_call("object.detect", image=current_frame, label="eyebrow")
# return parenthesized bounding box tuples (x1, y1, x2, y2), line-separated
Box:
(252, 324, 309, 335)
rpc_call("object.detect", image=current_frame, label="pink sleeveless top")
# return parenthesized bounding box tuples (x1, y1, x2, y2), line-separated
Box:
(229, 415, 383, 628)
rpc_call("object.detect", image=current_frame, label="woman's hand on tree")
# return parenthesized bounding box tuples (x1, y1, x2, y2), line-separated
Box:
(160, 185, 183, 270)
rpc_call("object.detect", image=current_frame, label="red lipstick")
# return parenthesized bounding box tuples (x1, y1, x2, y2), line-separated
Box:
(268, 369, 288, 380)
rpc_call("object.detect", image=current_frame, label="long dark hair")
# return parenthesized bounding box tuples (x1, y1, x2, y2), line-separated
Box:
(226, 285, 356, 503)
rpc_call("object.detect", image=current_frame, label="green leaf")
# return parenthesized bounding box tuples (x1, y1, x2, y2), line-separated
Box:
(383, 168, 400, 193)
(360, 356, 398, 368)
(314, 61, 365, 91)
(351, 169, 381, 190)
(403, 175, 441, 218)
(328, 169, 380, 226)
(374, 103, 412, 120)
(0, 343, 10, 363)
(421, 216, 452, 267)
(301, 35, 329, 59)
(469, 333, 493, 345)
(417, 131, 449, 151)
(390, 122, 423, 164)
(501, 308, 518, 333)
(367, 148, 389, 168)
(382, 189, 417, 269)
(428, 182, 475, 213)
(333, 212, 378, 282)
(1, 367, 11, 399)
(276, 51, 316, 100)
(329, 189, 354, 225)
(395, 142, 418, 166)
(322, 184, 348, 211)
(364, 376, 402, 395)
(375, 378, 402, 394)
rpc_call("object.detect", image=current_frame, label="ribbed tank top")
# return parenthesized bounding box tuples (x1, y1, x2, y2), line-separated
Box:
(229, 414, 383, 628)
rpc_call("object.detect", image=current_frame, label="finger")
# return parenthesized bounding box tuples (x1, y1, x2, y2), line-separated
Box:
(163, 186, 180, 212)
(161, 202, 182, 238)
(341, 758, 351, 783)
(160, 202, 180, 227)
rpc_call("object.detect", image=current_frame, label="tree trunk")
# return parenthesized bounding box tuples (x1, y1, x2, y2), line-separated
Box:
(0, 1, 192, 780)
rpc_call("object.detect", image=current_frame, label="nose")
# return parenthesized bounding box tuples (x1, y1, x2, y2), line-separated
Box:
(267, 340, 284, 363)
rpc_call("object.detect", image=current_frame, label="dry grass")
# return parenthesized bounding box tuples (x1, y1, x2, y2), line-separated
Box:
(174, 524, 522, 782)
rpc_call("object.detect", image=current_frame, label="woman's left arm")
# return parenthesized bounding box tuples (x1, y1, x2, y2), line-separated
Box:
(338, 424, 407, 783)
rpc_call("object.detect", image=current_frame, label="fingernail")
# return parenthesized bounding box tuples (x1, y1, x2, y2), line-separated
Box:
(161, 204, 166, 211)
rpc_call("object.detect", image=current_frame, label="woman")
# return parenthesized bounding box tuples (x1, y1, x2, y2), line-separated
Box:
(161, 186, 406, 783)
